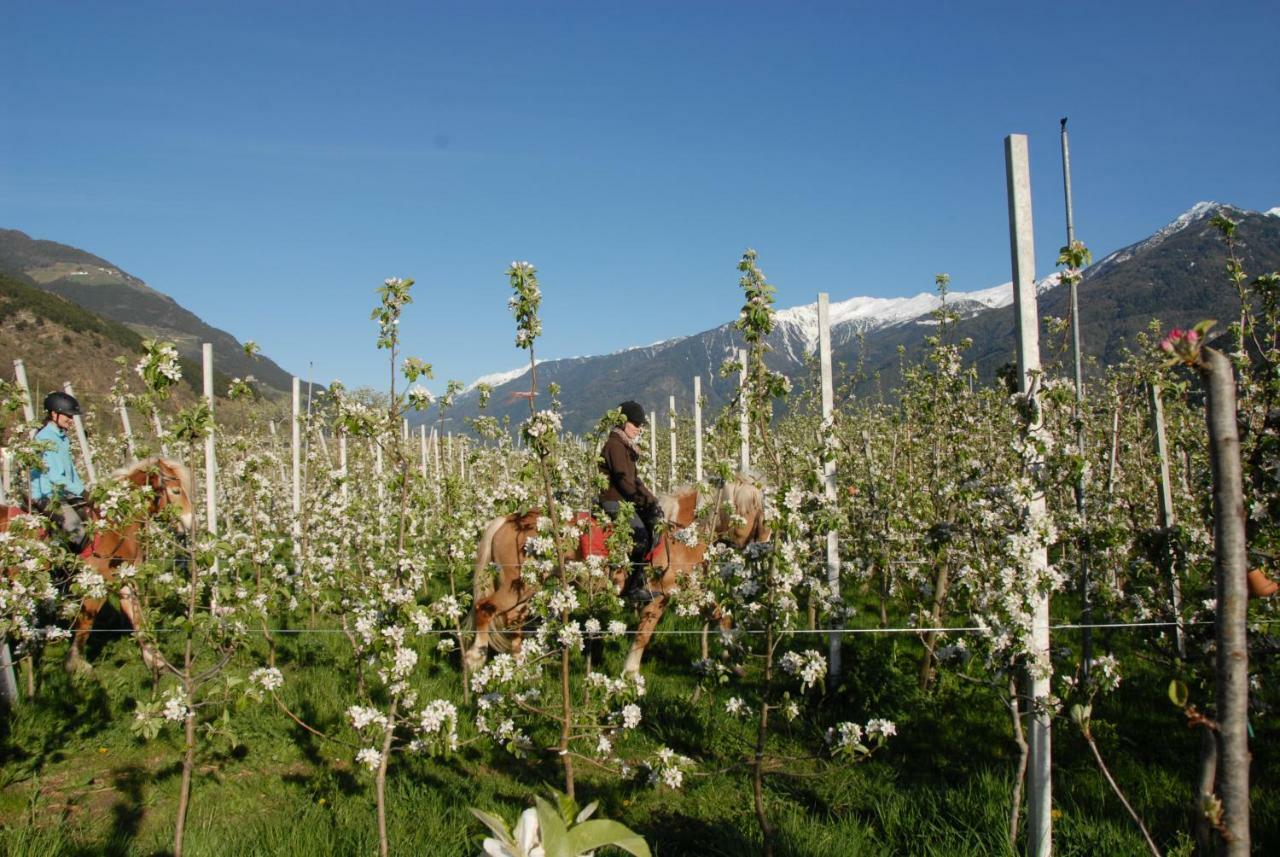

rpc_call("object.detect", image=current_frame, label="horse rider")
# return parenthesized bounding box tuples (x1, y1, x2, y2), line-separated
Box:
(599, 401, 663, 603)
(31, 391, 90, 554)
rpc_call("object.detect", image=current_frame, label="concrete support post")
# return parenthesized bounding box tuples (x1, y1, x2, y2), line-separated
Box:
(63, 382, 96, 485)
(118, 398, 136, 459)
(338, 430, 349, 504)
(420, 425, 428, 477)
(739, 348, 749, 473)
(818, 293, 841, 678)
(202, 344, 219, 580)
(693, 376, 703, 483)
(668, 395, 677, 487)
(649, 410, 658, 487)
(292, 377, 302, 573)
(1006, 132, 1052, 857)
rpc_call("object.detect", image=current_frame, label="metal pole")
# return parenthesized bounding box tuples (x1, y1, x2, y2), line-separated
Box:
(1061, 117, 1094, 682)
(1006, 132, 1052, 857)
(1150, 383, 1187, 658)
(818, 293, 841, 678)
(693, 376, 704, 483)
(62, 382, 96, 485)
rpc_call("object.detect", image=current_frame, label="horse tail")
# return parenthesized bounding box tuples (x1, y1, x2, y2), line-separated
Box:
(473, 515, 509, 604)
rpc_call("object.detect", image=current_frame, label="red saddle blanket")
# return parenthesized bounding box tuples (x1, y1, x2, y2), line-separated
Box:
(1, 505, 100, 558)
(573, 512, 664, 563)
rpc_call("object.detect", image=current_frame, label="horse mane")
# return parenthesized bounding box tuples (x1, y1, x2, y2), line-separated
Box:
(112, 457, 193, 498)
(657, 484, 698, 525)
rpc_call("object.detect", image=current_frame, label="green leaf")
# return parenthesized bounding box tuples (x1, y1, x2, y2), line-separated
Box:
(575, 800, 598, 824)
(535, 795, 571, 857)
(564, 819, 651, 857)
(1192, 319, 1216, 338)
(1169, 679, 1189, 708)
(468, 808, 512, 844)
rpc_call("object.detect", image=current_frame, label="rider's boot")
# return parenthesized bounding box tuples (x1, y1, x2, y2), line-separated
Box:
(622, 563, 656, 604)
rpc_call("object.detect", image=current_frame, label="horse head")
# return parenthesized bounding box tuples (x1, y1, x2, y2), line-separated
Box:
(711, 474, 771, 548)
(115, 458, 195, 534)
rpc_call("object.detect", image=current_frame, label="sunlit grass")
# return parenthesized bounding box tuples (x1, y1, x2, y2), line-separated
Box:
(1, 601, 1275, 856)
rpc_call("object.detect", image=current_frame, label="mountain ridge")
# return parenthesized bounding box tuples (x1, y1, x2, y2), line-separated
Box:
(0, 228, 296, 395)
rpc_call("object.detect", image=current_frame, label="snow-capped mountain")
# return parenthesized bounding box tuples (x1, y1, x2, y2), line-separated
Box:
(442, 201, 1280, 435)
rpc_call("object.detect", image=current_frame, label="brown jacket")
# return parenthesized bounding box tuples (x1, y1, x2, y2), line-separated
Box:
(599, 428, 658, 507)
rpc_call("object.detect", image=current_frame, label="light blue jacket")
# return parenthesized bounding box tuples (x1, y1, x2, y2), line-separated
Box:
(31, 421, 85, 501)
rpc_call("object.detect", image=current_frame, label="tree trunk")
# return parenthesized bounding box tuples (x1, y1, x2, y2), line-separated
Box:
(918, 559, 950, 690)
(173, 678, 195, 857)
(1008, 676, 1028, 851)
(754, 623, 776, 857)
(1198, 347, 1249, 855)
(375, 697, 399, 857)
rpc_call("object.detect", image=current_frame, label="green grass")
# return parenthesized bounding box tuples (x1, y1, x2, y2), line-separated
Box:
(1, 606, 1275, 856)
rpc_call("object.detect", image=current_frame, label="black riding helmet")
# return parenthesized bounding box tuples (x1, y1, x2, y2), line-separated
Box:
(619, 400, 646, 427)
(44, 391, 82, 417)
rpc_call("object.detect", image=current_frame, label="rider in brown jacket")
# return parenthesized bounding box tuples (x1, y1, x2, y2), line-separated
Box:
(599, 401, 662, 602)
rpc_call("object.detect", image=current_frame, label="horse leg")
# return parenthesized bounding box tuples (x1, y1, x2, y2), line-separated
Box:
(623, 594, 668, 675)
(623, 566, 677, 675)
(118, 585, 167, 675)
(464, 598, 496, 671)
(66, 596, 101, 673)
(507, 601, 531, 656)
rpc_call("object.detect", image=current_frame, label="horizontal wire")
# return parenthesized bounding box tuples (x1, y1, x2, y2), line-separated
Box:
(39, 617, 1279, 636)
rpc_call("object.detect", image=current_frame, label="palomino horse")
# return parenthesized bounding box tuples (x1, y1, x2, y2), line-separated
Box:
(464, 474, 770, 675)
(2, 457, 195, 672)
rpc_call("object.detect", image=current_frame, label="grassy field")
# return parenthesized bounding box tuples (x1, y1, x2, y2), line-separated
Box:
(1, 601, 1276, 856)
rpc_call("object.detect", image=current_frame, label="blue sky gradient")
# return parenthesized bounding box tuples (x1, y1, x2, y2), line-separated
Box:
(4, 1, 1278, 391)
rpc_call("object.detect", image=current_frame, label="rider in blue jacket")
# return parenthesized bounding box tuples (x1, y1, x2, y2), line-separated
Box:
(31, 391, 88, 552)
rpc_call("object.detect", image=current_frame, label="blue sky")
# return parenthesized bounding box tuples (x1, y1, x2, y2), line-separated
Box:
(4, 1, 1278, 393)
